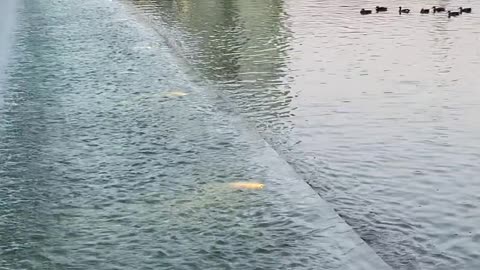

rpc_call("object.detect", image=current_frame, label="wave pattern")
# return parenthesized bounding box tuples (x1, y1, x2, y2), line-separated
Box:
(0, 0, 390, 269)
(124, 0, 480, 269)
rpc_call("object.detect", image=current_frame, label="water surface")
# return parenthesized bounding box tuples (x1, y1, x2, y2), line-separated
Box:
(124, 0, 480, 269)
(0, 0, 390, 269)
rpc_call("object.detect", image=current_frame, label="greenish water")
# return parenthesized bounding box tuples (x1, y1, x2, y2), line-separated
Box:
(0, 0, 390, 269)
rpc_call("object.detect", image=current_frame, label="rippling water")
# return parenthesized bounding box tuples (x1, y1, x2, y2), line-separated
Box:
(122, 0, 480, 269)
(0, 0, 391, 269)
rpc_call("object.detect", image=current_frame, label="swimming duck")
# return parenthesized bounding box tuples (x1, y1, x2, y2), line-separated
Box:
(459, 7, 472, 13)
(376, 6, 388, 12)
(420, 8, 430, 14)
(360, 9, 372, 15)
(432, 6, 446, 13)
(448, 10, 461, 17)
(399, 7, 410, 14)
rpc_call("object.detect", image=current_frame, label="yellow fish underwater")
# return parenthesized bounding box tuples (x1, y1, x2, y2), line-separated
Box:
(229, 182, 265, 190)
(165, 91, 188, 97)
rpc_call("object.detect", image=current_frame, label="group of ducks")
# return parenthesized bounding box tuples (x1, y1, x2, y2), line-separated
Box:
(360, 6, 472, 18)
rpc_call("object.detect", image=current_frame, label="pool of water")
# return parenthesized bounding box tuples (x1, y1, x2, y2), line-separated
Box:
(0, 0, 390, 269)
(123, 0, 480, 269)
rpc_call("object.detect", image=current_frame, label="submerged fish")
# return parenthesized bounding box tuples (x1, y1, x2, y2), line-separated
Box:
(165, 91, 188, 97)
(229, 182, 265, 190)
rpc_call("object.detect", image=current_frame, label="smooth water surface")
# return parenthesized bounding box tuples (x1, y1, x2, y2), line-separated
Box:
(0, 0, 391, 269)
(124, 0, 480, 269)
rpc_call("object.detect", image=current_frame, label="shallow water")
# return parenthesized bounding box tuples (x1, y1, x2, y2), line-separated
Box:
(0, 0, 390, 269)
(123, 0, 480, 269)
(2, 0, 480, 269)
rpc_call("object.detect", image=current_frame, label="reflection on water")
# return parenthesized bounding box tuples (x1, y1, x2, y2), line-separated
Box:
(126, 0, 480, 269)
(129, 0, 295, 146)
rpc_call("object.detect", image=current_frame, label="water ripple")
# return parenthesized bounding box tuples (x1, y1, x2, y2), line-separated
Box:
(124, 0, 480, 269)
(0, 0, 390, 269)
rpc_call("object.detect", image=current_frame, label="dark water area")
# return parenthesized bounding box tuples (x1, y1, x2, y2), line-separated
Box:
(123, 0, 480, 269)
(0, 0, 390, 269)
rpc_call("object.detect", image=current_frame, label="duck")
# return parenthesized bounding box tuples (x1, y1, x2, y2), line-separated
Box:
(376, 6, 388, 12)
(399, 7, 410, 14)
(448, 10, 461, 18)
(420, 8, 430, 14)
(432, 6, 446, 13)
(459, 7, 472, 13)
(360, 9, 372, 15)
